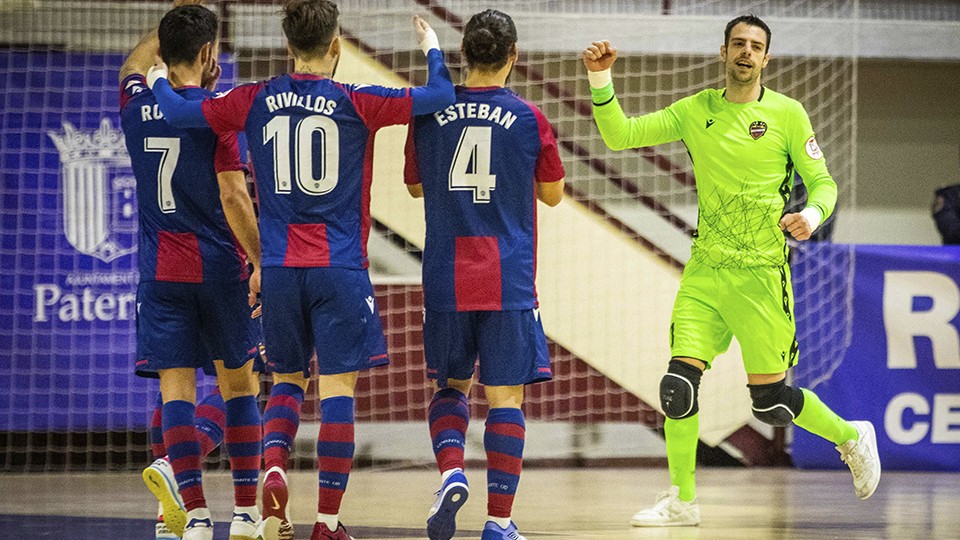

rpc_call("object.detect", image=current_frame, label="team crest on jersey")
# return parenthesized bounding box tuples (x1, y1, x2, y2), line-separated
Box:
(805, 136, 823, 159)
(749, 120, 767, 140)
(47, 119, 138, 262)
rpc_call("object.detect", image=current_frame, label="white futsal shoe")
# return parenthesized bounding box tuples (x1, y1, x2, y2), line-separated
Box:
(630, 485, 701, 527)
(837, 420, 881, 500)
(143, 458, 187, 537)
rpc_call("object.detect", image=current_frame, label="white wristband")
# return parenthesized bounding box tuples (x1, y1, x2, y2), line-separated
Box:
(420, 28, 440, 55)
(146, 63, 168, 90)
(800, 207, 823, 233)
(587, 69, 612, 89)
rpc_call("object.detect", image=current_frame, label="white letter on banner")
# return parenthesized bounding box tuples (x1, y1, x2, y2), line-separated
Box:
(883, 271, 960, 369)
(33, 284, 61, 322)
(885, 392, 929, 445)
(932, 394, 960, 444)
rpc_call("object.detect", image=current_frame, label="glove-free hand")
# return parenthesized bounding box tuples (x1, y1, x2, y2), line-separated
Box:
(414, 15, 440, 55)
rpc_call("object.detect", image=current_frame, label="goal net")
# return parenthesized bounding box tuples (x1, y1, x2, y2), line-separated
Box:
(0, 0, 871, 471)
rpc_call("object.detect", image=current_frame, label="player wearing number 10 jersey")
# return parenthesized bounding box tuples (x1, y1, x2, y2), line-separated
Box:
(120, 5, 263, 540)
(404, 10, 564, 540)
(149, 1, 454, 538)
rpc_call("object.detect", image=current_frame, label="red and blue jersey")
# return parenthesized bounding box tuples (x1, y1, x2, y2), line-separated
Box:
(120, 75, 247, 283)
(198, 74, 414, 269)
(404, 86, 565, 312)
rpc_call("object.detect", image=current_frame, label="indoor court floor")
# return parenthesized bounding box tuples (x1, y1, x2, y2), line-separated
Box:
(2, 468, 958, 539)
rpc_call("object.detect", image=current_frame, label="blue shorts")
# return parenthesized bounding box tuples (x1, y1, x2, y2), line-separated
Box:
(423, 308, 552, 387)
(261, 267, 389, 376)
(136, 280, 254, 378)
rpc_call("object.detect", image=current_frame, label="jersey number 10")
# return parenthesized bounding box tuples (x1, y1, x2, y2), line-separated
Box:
(263, 114, 340, 196)
(449, 126, 497, 204)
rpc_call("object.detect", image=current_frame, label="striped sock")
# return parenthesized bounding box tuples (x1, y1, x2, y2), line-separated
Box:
(484, 407, 525, 519)
(225, 395, 262, 507)
(150, 393, 164, 459)
(196, 389, 225, 458)
(316, 396, 355, 516)
(163, 399, 205, 511)
(428, 388, 469, 473)
(263, 383, 304, 472)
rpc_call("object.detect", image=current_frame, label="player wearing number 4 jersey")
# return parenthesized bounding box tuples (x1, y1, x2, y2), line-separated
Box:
(405, 10, 564, 540)
(120, 4, 263, 540)
(584, 15, 880, 527)
(149, 1, 455, 539)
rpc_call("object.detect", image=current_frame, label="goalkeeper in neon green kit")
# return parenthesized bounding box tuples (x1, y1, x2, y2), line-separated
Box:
(583, 15, 881, 526)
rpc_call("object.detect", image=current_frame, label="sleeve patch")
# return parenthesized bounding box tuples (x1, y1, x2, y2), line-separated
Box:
(805, 136, 823, 160)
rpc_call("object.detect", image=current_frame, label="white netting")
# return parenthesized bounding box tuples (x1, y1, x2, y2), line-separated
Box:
(15, 0, 955, 470)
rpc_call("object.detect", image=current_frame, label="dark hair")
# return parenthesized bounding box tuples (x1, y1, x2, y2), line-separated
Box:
(283, 0, 339, 59)
(724, 14, 771, 52)
(158, 5, 219, 67)
(462, 9, 517, 70)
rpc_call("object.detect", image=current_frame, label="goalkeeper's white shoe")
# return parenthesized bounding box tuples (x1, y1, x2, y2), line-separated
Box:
(143, 458, 187, 537)
(837, 420, 881, 500)
(630, 486, 701, 527)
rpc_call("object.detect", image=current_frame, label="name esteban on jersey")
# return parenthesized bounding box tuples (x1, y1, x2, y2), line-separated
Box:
(265, 91, 338, 115)
(433, 102, 517, 129)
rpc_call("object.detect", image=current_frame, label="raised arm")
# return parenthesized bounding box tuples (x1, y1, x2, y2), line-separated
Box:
(409, 15, 455, 115)
(147, 68, 210, 128)
(119, 29, 159, 83)
(583, 40, 683, 150)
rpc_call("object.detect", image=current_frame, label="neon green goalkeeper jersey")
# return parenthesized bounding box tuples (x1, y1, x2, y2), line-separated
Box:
(591, 83, 838, 268)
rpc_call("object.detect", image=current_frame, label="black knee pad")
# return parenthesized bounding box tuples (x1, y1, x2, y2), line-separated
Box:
(748, 380, 805, 426)
(659, 360, 703, 419)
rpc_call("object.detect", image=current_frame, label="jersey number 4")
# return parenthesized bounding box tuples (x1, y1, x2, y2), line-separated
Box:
(449, 126, 496, 204)
(263, 115, 340, 196)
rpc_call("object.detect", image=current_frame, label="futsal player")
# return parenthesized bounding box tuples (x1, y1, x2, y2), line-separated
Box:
(582, 14, 881, 526)
(404, 10, 564, 540)
(120, 4, 263, 539)
(146, 1, 455, 538)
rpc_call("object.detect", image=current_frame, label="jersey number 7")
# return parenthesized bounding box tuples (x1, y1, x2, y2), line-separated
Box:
(263, 114, 341, 196)
(449, 126, 497, 204)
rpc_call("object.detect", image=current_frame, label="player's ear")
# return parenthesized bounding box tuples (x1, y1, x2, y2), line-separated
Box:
(761, 52, 770, 69)
(328, 35, 341, 61)
(719, 44, 727, 62)
(509, 43, 518, 63)
(199, 42, 213, 65)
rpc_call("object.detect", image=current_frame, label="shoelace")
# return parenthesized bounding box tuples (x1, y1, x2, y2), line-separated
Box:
(278, 520, 295, 540)
(650, 491, 678, 515)
(840, 443, 865, 477)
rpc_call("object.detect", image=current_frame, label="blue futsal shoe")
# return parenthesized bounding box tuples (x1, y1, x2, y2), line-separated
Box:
(480, 520, 527, 540)
(426, 469, 469, 540)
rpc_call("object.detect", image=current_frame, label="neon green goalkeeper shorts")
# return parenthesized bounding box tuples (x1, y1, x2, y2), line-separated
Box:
(669, 260, 800, 374)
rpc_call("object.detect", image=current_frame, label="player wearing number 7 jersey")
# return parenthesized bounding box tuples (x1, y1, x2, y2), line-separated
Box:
(119, 4, 263, 540)
(149, 1, 455, 539)
(404, 10, 564, 540)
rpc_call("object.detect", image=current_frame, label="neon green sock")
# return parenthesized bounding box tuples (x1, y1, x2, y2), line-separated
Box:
(664, 414, 699, 502)
(793, 388, 858, 445)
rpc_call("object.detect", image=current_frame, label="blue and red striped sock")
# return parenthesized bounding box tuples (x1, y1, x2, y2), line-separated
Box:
(484, 407, 525, 519)
(428, 388, 469, 473)
(151, 391, 225, 460)
(225, 395, 262, 507)
(162, 399, 206, 511)
(316, 396, 355, 516)
(150, 393, 164, 459)
(196, 389, 225, 458)
(263, 383, 304, 472)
